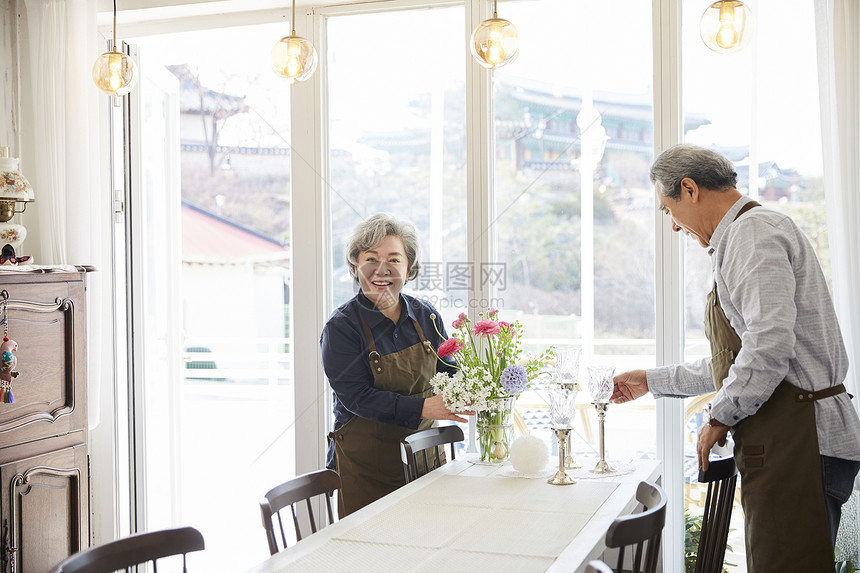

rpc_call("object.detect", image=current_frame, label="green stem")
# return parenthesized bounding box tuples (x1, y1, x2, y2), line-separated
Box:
(478, 403, 512, 462)
(486, 336, 496, 378)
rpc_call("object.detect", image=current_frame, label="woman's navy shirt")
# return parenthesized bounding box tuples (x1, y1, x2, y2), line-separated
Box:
(320, 291, 456, 469)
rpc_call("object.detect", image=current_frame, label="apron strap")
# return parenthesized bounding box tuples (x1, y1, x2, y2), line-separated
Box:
(711, 200, 762, 309)
(795, 383, 848, 402)
(411, 319, 434, 355)
(358, 313, 385, 374)
(736, 200, 761, 218)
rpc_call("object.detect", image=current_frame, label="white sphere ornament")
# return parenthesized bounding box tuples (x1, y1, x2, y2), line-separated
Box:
(510, 435, 550, 474)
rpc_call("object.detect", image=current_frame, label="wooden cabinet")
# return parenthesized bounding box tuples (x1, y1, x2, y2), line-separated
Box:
(0, 271, 90, 573)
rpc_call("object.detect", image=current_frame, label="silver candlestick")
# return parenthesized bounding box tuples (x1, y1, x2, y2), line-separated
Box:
(555, 346, 583, 471)
(587, 365, 615, 474)
(548, 428, 576, 485)
(563, 383, 582, 469)
(547, 379, 578, 486)
(591, 402, 614, 474)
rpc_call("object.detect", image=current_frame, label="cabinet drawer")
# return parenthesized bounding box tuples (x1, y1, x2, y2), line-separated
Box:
(0, 275, 87, 444)
(0, 442, 89, 573)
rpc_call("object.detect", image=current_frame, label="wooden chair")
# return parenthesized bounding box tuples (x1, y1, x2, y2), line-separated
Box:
(400, 424, 464, 483)
(694, 456, 739, 573)
(603, 481, 667, 573)
(586, 560, 615, 573)
(259, 469, 341, 555)
(51, 526, 204, 573)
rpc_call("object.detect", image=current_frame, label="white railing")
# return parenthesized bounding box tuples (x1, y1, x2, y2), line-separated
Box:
(182, 336, 293, 386)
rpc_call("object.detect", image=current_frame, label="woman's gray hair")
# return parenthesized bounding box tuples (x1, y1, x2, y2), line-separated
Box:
(650, 144, 738, 200)
(345, 213, 421, 281)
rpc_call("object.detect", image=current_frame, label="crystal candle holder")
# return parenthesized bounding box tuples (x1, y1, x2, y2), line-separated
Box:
(587, 365, 616, 474)
(547, 382, 578, 486)
(554, 346, 582, 468)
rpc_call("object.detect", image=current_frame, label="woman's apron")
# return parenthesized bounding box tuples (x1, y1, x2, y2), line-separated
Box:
(328, 314, 438, 517)
(704, 201, 838, 572)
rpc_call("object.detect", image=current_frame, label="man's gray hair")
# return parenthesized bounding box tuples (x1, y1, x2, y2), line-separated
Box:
(650, 144, 738, 200)
(345, 213, 421, 281)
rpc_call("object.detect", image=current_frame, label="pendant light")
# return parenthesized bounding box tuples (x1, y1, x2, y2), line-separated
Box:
(470, 0, 519, 69)
(92, 0, 138, 96)
(271, 0, 318, 83)
(700, 1, 754, 54)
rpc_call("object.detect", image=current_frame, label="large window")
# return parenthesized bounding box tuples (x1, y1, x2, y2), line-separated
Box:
(125, 23, 294, 571)
(681, 1, 826, 569)
(325, 7, 468, 325)
(107, 2, 839, 572)
(493, 0, 656, 462)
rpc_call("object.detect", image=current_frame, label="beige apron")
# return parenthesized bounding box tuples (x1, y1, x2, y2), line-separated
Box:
(704, 201, 837, 572)
(329, 313, 438, 517)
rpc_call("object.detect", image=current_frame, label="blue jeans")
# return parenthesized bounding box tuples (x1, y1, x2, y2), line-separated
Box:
(821, 455, 860, 549)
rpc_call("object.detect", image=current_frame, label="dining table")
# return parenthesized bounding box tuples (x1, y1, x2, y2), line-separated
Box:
(244, 456, 662, 573)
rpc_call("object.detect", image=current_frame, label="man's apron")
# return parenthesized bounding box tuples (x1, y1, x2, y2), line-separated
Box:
(329, 314, 438, 517)
(703, 201, 838, 572)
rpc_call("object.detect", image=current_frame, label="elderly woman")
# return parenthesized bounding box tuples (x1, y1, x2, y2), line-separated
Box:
(320, 213, 471, 516)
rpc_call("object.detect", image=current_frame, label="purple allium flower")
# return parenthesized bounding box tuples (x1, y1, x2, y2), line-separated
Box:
(500, 364, 528, 395)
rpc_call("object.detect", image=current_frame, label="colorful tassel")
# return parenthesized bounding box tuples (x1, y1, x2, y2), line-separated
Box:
(5, 388, 13, 403)
(0, 386, 5, 402)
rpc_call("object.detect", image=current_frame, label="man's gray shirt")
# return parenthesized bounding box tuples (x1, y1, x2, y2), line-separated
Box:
(647, 195, 860, 461)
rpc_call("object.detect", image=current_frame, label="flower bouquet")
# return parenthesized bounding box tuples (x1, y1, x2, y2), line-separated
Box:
(430, 308, 553, 462)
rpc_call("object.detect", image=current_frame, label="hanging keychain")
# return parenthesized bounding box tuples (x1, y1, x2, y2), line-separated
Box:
(0, 291, 19, 403)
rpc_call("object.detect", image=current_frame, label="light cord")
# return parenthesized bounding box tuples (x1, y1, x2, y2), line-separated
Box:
(291, 0, 296, 36)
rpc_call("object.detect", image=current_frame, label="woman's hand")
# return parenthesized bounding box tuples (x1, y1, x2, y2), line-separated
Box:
(611, 369, 650, 403)
(421, 394, 475, 423)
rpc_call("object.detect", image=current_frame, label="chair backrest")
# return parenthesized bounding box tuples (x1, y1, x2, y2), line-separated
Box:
(400, 424, 465, 483)
(695, 456, 739, 573)
(259, 468, 341, 555)
(585, 559, 615, 573)
(604, 481, 667, 573)
(52, 526, 205, 573)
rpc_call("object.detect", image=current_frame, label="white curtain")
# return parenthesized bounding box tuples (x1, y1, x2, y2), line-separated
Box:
(815, 0, 860, 412)
(23, 0, 104, 429)
(815, 0, 860, 561)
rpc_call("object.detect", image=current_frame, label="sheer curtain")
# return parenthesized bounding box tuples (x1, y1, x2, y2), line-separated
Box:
(815, 0, 860, 561)
(815, 0, 860, 410)
(23, 0, 104, 429)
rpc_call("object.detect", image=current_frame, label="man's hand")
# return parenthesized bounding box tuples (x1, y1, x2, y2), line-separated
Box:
(611, 369, 649, 404)
(697, 420, 729, 472)
(421, 394, 474, 423)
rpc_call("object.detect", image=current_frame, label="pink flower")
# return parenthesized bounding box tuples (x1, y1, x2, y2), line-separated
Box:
(499, 321, 511, 330)
(452, 319, 464, 329)
(437, 338, 464, 358)
(458, 312, 467, 320)
(488, 307, 498, 316)
(473, 320, 501, 338)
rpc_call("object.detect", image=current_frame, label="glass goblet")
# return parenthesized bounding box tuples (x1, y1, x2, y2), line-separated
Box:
(548, 383, 578, 429)
(547, 382, 578, 486)
(587, 365, 616, 474)
(587, 365, 615, 404)
(554, 346, 582, 387)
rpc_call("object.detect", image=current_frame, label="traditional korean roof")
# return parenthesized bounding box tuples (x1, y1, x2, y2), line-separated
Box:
(167, 64, 250, 118)
(181, 201, 289, 265)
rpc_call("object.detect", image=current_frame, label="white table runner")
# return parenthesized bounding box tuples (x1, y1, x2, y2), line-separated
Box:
(243, 459, 662, 573)
(312, 475, 619, 571)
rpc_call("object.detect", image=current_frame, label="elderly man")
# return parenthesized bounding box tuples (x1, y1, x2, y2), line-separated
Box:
(613, 144, 860, 572)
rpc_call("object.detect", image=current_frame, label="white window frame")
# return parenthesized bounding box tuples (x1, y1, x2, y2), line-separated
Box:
(105, 1, 690, 570)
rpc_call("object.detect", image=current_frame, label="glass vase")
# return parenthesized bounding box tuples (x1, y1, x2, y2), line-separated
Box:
(477, 396, 516, 463)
